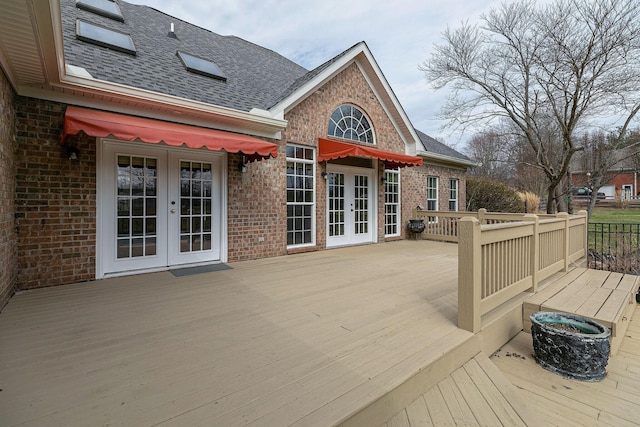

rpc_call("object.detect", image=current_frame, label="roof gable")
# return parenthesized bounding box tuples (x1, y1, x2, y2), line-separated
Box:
(269, 42, 421, 154)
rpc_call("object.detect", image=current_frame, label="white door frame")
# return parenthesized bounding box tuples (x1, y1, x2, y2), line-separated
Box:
(97, 139, 228, 278)
(325, 164, 378, 248)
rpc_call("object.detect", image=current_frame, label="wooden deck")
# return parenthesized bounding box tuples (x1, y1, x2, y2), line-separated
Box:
(382, 305, 640, 427)
(2, 239, 639, 426)
(380, 352, 546, 427)
(0, 240, 473, 427)
(491, 307, 640, 427)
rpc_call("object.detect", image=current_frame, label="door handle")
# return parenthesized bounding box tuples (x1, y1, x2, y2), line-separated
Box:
(170, 209, 176, 214)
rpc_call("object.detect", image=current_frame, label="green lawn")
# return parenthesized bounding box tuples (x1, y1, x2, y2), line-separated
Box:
(589, 207, 640, 223)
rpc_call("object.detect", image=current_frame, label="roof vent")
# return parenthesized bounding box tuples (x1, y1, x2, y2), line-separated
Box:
(168, 22, 177, 39)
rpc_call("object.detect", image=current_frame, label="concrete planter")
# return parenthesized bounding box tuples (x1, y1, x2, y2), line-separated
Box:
(530, 311, 610, 382)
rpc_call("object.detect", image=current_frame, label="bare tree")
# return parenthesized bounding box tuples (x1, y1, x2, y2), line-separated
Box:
(465, 130, 515, 182)
(512, 135, 551, 198)
(421, 0, 640, 213)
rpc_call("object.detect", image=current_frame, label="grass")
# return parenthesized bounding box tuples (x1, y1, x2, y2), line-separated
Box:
(589, 207, 640, 224)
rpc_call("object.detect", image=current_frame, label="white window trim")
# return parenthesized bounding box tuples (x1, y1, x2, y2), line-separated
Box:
(426, 176, 439, 224)
(384, 170, 401, 237)
(449, 178, 459, 212)
(427, 176, 439, 211)
(286, 144, 316, 248)
(327, 104, 375, 144)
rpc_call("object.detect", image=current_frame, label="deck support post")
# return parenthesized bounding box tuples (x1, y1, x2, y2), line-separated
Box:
(578, 210, 588, 261)
(458, 216, 481, 333)
(523, 214, 539, 292)
(557, 212, 570, 272)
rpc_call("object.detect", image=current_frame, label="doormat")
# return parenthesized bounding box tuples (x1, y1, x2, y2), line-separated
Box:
(170, 263, 232, 277)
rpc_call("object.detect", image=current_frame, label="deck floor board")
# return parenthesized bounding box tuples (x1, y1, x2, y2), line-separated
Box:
(0, 240, 466, 427)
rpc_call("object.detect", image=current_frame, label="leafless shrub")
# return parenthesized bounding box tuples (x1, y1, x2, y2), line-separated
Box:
(518, 191, 540, 213)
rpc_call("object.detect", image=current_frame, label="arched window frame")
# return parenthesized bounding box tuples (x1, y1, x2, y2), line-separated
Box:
(327, 104, 375, 144)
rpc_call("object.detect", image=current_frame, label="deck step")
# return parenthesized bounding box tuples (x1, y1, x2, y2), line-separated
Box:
(305, 328, 480, 427)
(523, 268, 638, 355)
(379, 352, 547, 427)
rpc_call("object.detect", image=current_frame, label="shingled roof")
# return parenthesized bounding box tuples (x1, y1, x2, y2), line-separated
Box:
(415, 129, 472, 163)
(61, 0, 308, 112)
(60, 0, 469, 165)
(270, 42, 363, 108)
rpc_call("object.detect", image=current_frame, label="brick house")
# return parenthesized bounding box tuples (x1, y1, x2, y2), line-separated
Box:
(571, 144, 639, 200)
(0, 0, 473, 308)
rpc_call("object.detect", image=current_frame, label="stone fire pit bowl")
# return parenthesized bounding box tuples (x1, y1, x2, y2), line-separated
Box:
(530, 311, 610, 382)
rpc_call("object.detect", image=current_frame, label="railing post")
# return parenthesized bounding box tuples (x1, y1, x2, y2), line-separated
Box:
(557, 212, 570, 271)
(523, 214, 539, 292)
(458, 216, 481, 333)
(578, 210, 588, 262)
(478, 208, 487, 224)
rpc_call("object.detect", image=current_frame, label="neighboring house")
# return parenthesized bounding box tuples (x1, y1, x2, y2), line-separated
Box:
(0, 0, 472, 306)
(570, 146, 639, 200)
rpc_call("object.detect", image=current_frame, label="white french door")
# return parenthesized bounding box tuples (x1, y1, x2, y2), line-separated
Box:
(326, 165, 375, 247)
(100, 141, 223, 277)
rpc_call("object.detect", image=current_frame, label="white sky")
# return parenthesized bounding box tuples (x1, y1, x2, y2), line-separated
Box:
(124, 0, 530, 148)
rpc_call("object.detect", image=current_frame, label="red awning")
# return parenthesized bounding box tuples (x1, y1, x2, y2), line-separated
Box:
(317, 138, 422, 169)
(61, 106, 278, 162)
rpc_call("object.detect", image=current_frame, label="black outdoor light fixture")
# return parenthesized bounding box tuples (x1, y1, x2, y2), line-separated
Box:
(238, 155, 248, 173)
(321, 171, 328, 180)
(66, 145, 80, 161)
(381, 176, 387, 184)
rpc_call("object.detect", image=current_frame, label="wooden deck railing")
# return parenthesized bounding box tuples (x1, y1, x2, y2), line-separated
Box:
(430, 210, 588, 333)
(412, 208, 529, 242)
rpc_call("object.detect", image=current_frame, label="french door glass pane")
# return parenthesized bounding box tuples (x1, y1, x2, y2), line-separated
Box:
(116, 155, 158, 259)
(354, 175, 368, 235)
(179, 160, 213, 253)
(328, 173, 345, 237)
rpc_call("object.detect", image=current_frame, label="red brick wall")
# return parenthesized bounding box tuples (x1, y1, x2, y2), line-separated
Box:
(14, 98, 96, 289)
(0, 69, 17, 307)
(227, 62, 468, 259)
(9, 62, 468, 281)
(226, 149, 288, 261)
(282, 63, 409, 246)
(402, 163, 467, 222)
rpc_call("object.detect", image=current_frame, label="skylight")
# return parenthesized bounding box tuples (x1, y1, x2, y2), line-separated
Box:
(76, 0, 124, 22)
(177, 51, 226, 81)
(76, 20, 136, 55)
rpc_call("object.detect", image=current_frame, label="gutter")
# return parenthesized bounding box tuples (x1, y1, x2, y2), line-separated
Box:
(417, 150, 477, 169)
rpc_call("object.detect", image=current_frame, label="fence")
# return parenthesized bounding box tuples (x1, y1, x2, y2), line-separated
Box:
(452, 211, 588, 333)
(588, 222, 640, 275)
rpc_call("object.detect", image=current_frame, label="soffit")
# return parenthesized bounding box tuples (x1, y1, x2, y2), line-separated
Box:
(0, 0, 287, 139)
(0, 0, 48, 88)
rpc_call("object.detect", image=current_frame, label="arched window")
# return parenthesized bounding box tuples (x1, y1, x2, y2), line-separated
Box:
(328, 105, 374, 144)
